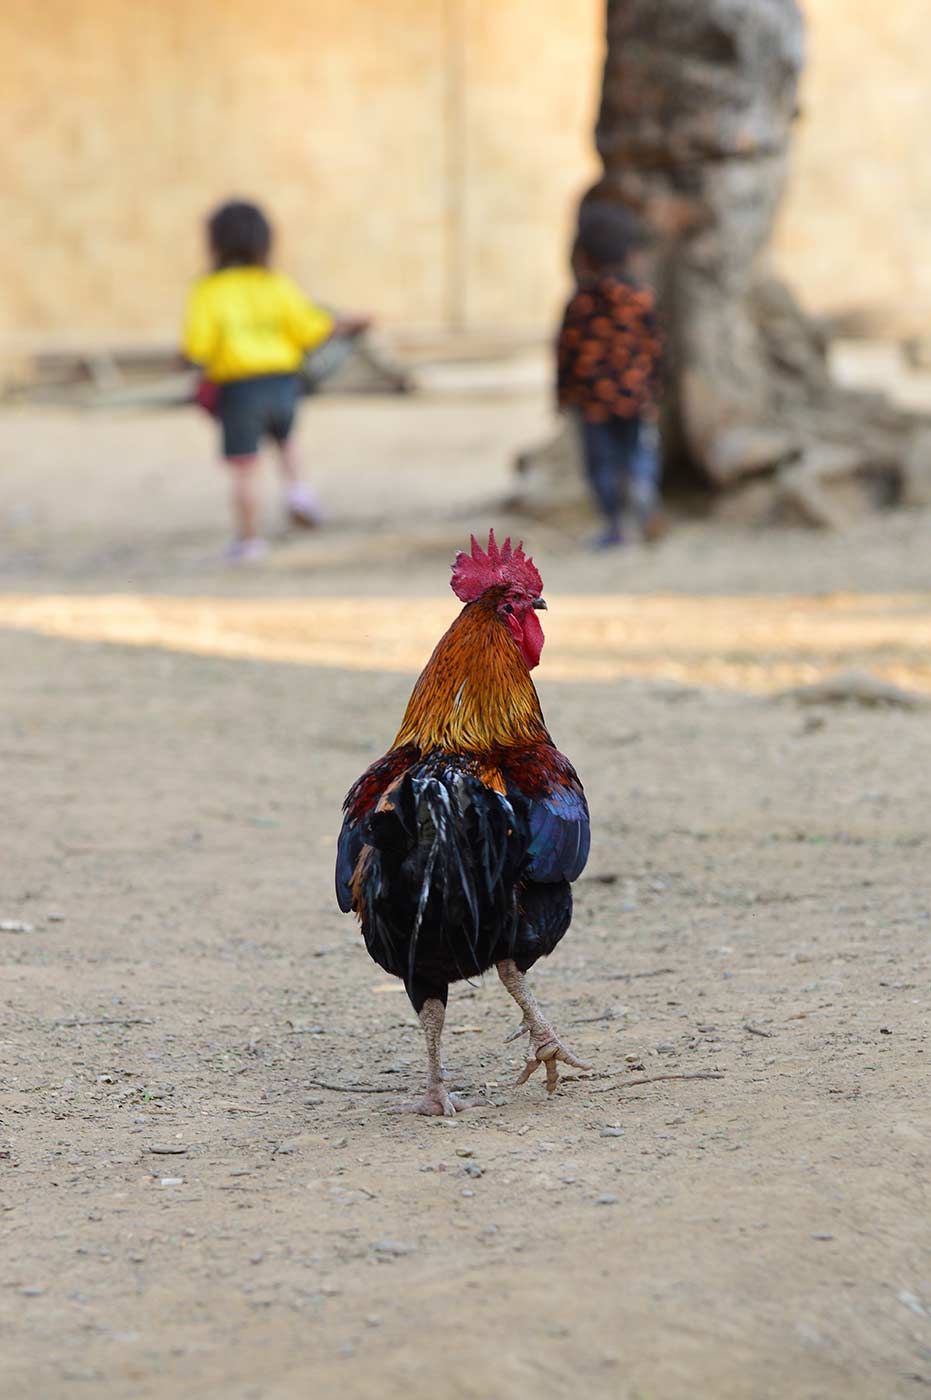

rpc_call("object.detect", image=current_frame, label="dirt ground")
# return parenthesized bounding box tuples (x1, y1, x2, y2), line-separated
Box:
(2, 391, 931, 1399)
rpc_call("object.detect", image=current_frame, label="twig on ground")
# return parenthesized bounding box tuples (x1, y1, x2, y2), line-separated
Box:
(305, 1078, 398, 1094)
(588, 1071, 726, 1094)
(744, 1024, 774, 1038)
(55, 1018, 154, 1028)
(604, 968, 675, 982)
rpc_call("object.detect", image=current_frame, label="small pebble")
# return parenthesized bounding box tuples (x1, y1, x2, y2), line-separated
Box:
(365, 1315, 383, 1328)
(655, 1043, 676, 1055)
(372, 1240, 415, 1258)
(19, 1285, 45, 1297)
(47, 912, 67, 923)
(0, 920, 33, 934)
(455, 1147, 474, 1158)
(596, 1194, 619, 1206)
(810, 1232, 834, 1241)
(158, 1177, 183, 1187)
(600, 1127, 625, 1138)
(148, 1144, 187, 1155)
(462, 1188, 474, 1198)
(463, 1162, 483, 1178)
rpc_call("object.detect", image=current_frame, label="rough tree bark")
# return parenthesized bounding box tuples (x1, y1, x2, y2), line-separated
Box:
(514, 0, 929, 528)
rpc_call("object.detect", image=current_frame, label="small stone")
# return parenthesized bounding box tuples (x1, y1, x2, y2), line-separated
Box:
(455, 1147, 474, 1158)
(0, 920, 32, 934)
(462, 1189, 474, 1197)
(463, 1162, 483, 1178)
(899, 1290, 928, 1317)
(600, 1127, 625, 1138)
(330, 1137, 348, 1149)
(19, 1285, 45, 1297)
(810, 1232, 834, 1241)
(158, 1177, 183, 1187)
(655, 1043, 676, 1055)
(147, 1144, 187, 1155)
(47, 912, 67, 923)
(372, 1240, 415, 1258)
(596, 1194, 619, 1206)
(365, 1315, 383, 1328)
(275, 1141, 298, 1155)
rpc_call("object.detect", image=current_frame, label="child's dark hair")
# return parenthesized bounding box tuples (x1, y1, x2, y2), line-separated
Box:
(574, 202, 648, 274)
(207, 200, 272, 270)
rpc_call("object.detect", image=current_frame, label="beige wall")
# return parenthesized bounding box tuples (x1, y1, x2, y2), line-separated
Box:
(1, 1, 928, 349)
(773, 0, 931, 336)
(0, 0, 602, 348)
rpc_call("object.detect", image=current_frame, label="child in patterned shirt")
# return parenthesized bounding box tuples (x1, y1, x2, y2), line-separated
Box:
(556, 204, 664, 547)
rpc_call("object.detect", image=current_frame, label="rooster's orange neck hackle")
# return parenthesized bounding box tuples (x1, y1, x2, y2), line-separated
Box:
(393, 594, 548, 753)
(393, 531, 549, 755)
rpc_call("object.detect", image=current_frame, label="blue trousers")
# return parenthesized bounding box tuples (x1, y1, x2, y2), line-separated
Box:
(577, 414, 660, 526)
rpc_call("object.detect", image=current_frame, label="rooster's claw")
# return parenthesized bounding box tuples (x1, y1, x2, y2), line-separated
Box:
(515, 1037, 592, 1095)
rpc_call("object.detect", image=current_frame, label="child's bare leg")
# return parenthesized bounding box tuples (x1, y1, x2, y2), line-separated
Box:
(275, 434, 301, 486)
(276, 435, 323, 527)
(226, 454, 261, 541)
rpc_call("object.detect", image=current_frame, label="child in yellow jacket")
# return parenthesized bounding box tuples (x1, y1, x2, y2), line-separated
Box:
(183, 200, 367, 561)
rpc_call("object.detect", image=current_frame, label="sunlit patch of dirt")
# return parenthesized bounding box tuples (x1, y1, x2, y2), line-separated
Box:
(1, 592, 929, 693)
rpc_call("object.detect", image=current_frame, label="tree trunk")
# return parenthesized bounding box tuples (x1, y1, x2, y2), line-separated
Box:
(514, 0, 928, 528)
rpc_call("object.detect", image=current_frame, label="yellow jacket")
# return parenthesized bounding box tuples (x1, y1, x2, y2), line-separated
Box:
(182, 267, 334, 382)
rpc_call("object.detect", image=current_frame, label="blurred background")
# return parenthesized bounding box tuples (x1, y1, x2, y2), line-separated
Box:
(1, 0, 930, 628)
(1, 0, 929, 355)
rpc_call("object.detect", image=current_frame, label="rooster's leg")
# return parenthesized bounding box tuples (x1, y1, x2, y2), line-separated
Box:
(497, 959, 592, 1095)
(394, 997, 481, 1117)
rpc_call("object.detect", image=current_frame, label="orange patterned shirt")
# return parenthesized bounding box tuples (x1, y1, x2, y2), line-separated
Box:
(556, 275, 662, 423)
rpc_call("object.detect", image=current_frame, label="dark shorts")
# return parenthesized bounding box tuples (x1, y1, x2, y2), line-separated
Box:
(218, 373, 299, 458)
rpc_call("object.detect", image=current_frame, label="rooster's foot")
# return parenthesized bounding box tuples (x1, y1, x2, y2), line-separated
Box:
(515, 1036, 592, 1096)
(391, 1086, 485, 1117)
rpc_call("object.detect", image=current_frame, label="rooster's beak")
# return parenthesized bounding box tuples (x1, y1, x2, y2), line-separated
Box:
(532, 597, 547, 610)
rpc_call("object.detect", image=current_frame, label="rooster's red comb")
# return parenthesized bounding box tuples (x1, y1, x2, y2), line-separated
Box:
(450, 529, 543, 603)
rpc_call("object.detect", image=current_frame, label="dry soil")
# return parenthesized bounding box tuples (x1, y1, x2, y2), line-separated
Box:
(2, 394, 930, 1399)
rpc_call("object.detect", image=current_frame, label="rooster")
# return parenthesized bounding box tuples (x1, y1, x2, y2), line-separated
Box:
(335, 530, 591, 1114)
